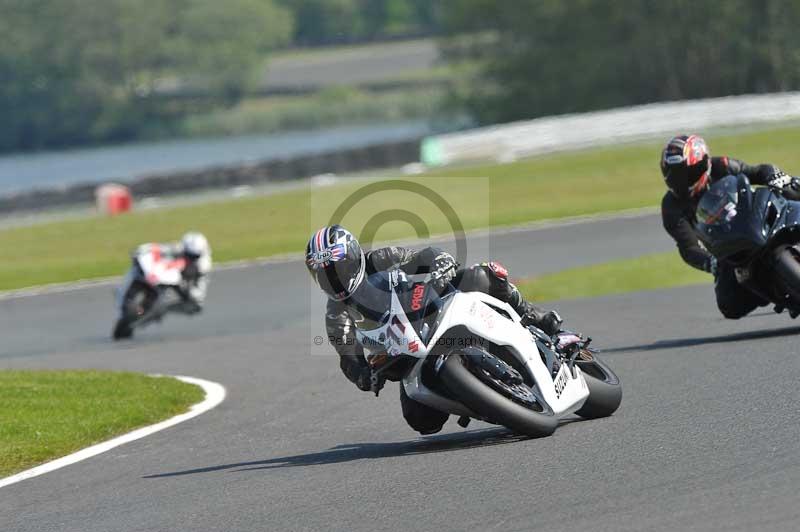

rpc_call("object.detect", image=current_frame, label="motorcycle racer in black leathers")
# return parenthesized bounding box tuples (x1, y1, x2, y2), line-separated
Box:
(660, 134, 800, 319)
(306, 225, 563, 434)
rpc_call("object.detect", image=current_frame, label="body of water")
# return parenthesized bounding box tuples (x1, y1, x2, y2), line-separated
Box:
(0, 121, 429, 196)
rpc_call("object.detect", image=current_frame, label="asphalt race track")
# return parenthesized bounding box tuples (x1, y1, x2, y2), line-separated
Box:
(2, 213, 799, 532)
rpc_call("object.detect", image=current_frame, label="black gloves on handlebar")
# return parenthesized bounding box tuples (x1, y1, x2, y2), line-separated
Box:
(767, 170, 800, 201)
(705, 256, 718, 277)
(521, 308, 563, 337)
(431, 252, 458, 289)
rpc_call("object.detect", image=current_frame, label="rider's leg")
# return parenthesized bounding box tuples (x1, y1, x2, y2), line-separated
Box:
(160, 286, 202, 316)
(714, 263, 766, 319)
(454, 262, 562, 335)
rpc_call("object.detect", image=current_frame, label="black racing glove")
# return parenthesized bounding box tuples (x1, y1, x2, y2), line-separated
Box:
(766, 169, 790, 188)
(537, 310, 563, 336)
(705, 256, 718, 277)
(522, 308, 563, 336)
(784, 178, 800, 201)
(766, 170, 800, 198)
(431, 252, 458, 288)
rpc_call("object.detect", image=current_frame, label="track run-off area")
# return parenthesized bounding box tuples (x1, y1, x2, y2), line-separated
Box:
(1, 213, 799, 532)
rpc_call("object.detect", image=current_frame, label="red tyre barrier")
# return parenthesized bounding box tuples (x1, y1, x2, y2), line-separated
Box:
(95, 183, 132, 215)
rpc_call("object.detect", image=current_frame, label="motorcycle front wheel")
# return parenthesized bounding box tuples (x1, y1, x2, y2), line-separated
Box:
(440, 353, 558, 438)
(111, 283, 154, 340)
(112, 319, 133, 340)
(773, 245, 800, 303)
(573, 355, 622, 419)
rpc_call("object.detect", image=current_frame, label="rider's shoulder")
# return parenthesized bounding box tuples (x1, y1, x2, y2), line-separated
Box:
(365, 246, 412, 272)
(710, 155, 743, 177)
(661, 190, 680, 211)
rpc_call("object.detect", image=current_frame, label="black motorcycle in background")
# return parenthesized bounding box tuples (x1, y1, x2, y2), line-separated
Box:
(696, 174, 800, 315)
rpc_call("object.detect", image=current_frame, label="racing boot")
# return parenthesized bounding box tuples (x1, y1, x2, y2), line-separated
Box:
(507, 285, 563, 336)
(463, 261, 564, 336)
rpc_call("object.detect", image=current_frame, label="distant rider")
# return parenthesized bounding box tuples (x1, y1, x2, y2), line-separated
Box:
(660, 134, 800, 319)
(305, 225, 563, 435)
(132, 231, 212, 314)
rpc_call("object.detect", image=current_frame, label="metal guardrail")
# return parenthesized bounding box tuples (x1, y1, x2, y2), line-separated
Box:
(421, 92, 800, 166)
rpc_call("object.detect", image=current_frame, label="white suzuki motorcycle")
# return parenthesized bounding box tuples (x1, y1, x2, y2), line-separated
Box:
(112, 246, 190, 340)
(355, 269, 622, 437)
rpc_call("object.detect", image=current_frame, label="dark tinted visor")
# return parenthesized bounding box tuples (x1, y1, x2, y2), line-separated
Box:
(316, 258, 361, 300)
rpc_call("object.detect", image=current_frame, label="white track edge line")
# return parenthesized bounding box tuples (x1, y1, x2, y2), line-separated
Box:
(0, 206, 659, 301)
(0, 375, 226, 490)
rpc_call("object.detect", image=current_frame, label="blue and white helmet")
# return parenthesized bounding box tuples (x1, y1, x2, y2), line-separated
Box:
(305, 225, 365, 301)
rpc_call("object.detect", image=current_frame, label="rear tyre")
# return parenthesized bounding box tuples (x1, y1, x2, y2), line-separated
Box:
(574, 356, 622, 419)
(440, 353, 558, 438)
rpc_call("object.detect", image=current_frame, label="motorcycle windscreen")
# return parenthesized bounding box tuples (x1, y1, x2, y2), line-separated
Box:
(696, 175, 739, 227)
(393, 278, 448, 342)
(351, 270, 446, 342)
(695, 174, 771, 262)
(349, 272, 393, 332)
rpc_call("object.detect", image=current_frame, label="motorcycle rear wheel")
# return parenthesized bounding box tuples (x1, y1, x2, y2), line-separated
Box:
(440, 353, 558, 438)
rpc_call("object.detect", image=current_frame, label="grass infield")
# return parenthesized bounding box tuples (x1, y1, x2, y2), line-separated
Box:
(0, 371, 204, 478)
(517, 252, 710, 302)
(2, 125, 800, 291)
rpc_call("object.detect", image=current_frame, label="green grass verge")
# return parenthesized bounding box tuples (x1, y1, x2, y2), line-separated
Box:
(0, 371, 204, 478)
(3, 125, 800, 291)
(517, 252, 709, 302)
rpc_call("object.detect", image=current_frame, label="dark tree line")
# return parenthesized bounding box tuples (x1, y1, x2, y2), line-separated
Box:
(0, 0, 442, 153)
(5, 0, 800, 153)
(278, 0, 442, 45)
(440, 0, 800, 125)
(0, 0, 292, 152)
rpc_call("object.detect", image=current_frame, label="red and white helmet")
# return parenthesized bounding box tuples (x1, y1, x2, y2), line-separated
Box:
(660, 134, 711, 201)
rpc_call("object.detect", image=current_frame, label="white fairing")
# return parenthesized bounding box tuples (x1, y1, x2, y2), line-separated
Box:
(115, 245, 185, 314)
(135, 247, 185, 287)
(357, 286, 590, 418)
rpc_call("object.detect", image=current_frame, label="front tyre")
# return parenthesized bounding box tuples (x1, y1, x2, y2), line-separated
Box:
(111, 283, 153, 340)
(440, 353, 558, 438)
(112, 319, 133, 340)
(773, 245, 800, 303)
(574, 356, 622, 419)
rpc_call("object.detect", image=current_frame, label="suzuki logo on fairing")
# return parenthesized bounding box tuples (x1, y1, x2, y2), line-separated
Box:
(554, 369, 569, 398)
(410, 283, 425, 311)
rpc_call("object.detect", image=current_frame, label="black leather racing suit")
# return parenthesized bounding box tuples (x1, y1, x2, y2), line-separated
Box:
(325, 246, 559, 434)
(661, 156, 782, 318)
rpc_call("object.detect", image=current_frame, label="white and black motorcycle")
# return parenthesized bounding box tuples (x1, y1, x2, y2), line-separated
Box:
(112, 246, 193, 340)
(355, 269, 623, 437)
